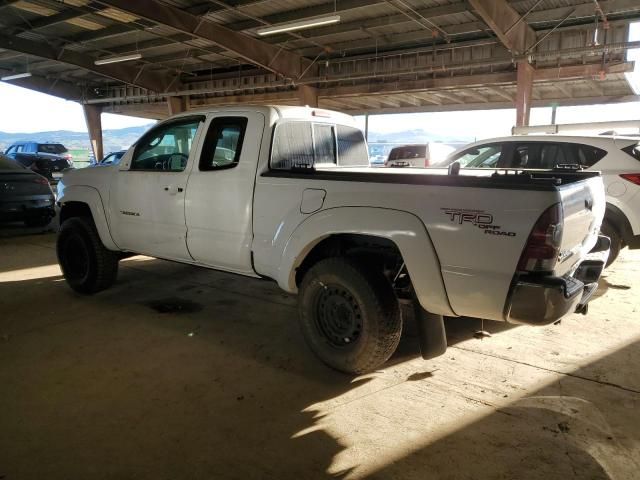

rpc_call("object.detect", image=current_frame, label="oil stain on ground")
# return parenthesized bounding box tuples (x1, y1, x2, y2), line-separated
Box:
(145, 297, 203, 314)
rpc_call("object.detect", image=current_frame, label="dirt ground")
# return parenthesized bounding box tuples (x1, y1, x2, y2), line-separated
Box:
(1, 231, 639, 480)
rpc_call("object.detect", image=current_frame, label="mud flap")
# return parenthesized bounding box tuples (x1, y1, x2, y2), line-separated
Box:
(414, 305, 448, 360)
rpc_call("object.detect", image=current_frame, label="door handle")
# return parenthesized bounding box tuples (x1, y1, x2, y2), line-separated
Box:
(162, 185, 184, 195)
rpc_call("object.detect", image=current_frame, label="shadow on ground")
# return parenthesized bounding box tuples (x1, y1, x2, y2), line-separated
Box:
(0, 240, 637, 479)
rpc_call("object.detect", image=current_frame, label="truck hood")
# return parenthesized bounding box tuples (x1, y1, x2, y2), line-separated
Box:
(57, 164, 116, 198)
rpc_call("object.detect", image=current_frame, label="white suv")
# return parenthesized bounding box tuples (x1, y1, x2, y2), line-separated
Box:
(437, 135, 640, 265)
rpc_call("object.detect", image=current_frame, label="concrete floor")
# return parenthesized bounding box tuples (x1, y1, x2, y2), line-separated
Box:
(1, 230, 639, 480)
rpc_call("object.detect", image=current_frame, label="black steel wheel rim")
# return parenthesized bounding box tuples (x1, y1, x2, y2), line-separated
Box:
(63, 234, 90, 281)
(314, 284, 363, 348)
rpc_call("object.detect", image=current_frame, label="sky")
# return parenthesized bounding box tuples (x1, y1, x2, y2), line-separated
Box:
(1, 23, 638, 139)
(0, 82, 153, 133)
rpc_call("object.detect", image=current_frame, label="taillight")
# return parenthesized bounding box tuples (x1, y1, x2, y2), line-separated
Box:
(517, 203, 563, 273)
(620, 173, 640, 186)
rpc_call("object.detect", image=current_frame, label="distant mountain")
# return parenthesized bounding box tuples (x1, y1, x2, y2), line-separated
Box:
(0, 124, 155, 154)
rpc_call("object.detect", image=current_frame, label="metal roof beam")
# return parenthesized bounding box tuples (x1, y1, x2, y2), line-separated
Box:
(97, 0, 314, 79)
(468, 0, 537, 54)
(0, 33, 178, 92)
(262, 2, 469, 43)
(0, 67, 85, 100)
(319, 61, 634, 98)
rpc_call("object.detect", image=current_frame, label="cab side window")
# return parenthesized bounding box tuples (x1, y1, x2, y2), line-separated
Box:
(199, 117, 248, 171)
(131, 117, 203, 171)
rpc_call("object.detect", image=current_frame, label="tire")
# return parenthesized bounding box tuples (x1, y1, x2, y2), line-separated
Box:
(298, 257, 402, 374)
(56, 216, 119, 294)
(601, 221, 622, 267)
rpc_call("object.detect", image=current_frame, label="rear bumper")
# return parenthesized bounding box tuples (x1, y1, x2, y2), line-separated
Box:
(505, 235, 609, 326)
(0, 196, 55, 221)
(506, 275, 584, 325)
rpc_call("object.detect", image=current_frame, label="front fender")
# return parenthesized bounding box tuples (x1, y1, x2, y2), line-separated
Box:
(278, 207, 456, 317)
(58, 185, 119, 251)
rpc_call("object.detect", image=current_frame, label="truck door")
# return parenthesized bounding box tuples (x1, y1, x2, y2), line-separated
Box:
(185, 111, 265, 274)
(109, 115, 205, 260)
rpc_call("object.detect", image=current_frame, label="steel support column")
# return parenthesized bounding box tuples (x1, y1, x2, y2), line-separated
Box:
(516, 61, 534, 127)
(83, 104, 103, 163)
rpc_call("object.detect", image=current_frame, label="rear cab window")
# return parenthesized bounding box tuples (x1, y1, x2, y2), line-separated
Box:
(270, 121, 368, 171)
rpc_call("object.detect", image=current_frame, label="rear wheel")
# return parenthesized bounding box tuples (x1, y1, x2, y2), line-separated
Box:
(601, 221, 622, 267)
(298, 257, 402, 374)
(57, 216, 119, 294)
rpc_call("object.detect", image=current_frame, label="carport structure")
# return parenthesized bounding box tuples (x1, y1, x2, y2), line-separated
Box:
(0, 0, 639, 159)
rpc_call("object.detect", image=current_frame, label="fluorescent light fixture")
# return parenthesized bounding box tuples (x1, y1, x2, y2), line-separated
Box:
(1, 72, 32, 81)
(257, 15, 340, 36)
(94, 53, 142, 65)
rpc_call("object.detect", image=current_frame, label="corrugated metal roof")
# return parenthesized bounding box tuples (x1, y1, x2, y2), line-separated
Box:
(0, 0, 637, 114)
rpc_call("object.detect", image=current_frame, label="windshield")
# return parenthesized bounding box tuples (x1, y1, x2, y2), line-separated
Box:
(0, 154, 26, 170)
(388, 145, 426, 161)
(38, 144, 67, 154)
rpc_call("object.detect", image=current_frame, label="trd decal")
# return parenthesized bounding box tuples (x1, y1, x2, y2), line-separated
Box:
(442, 208, 516, 237)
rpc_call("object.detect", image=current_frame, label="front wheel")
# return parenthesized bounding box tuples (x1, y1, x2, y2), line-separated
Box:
(298, 258, 402, 374)
(57, 216, 119, 294)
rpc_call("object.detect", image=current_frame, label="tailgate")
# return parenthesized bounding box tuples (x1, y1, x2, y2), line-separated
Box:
(555, 175, 605, 276)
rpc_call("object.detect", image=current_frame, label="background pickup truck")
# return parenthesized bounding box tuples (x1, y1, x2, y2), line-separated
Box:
(56, 106, 609, 374)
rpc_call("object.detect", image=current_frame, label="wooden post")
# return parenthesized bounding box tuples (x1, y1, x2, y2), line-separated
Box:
(83, 104, 103, 163)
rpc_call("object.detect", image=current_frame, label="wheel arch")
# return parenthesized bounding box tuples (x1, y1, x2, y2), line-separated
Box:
(58, 185, 119, 251)
(278, 207, 455, 317)
(604, 202, 633, 246)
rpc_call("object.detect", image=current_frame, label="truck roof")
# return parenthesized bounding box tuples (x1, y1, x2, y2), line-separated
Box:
(173, 104, 357, 126)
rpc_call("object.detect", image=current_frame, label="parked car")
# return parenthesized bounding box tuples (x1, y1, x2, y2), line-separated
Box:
(5, 141, 74, 180)
(0, 154, 56, 227)
(435, 136, 640, 265)
(385, 143, 455, 167)
(55, 106, 608, 374)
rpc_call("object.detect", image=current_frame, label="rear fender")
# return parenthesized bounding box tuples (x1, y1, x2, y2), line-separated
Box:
(58, 185, 119, 251)
(278, 207, 455, 317)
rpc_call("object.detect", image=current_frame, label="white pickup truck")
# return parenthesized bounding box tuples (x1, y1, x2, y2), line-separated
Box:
(56, 106, 609, 373)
